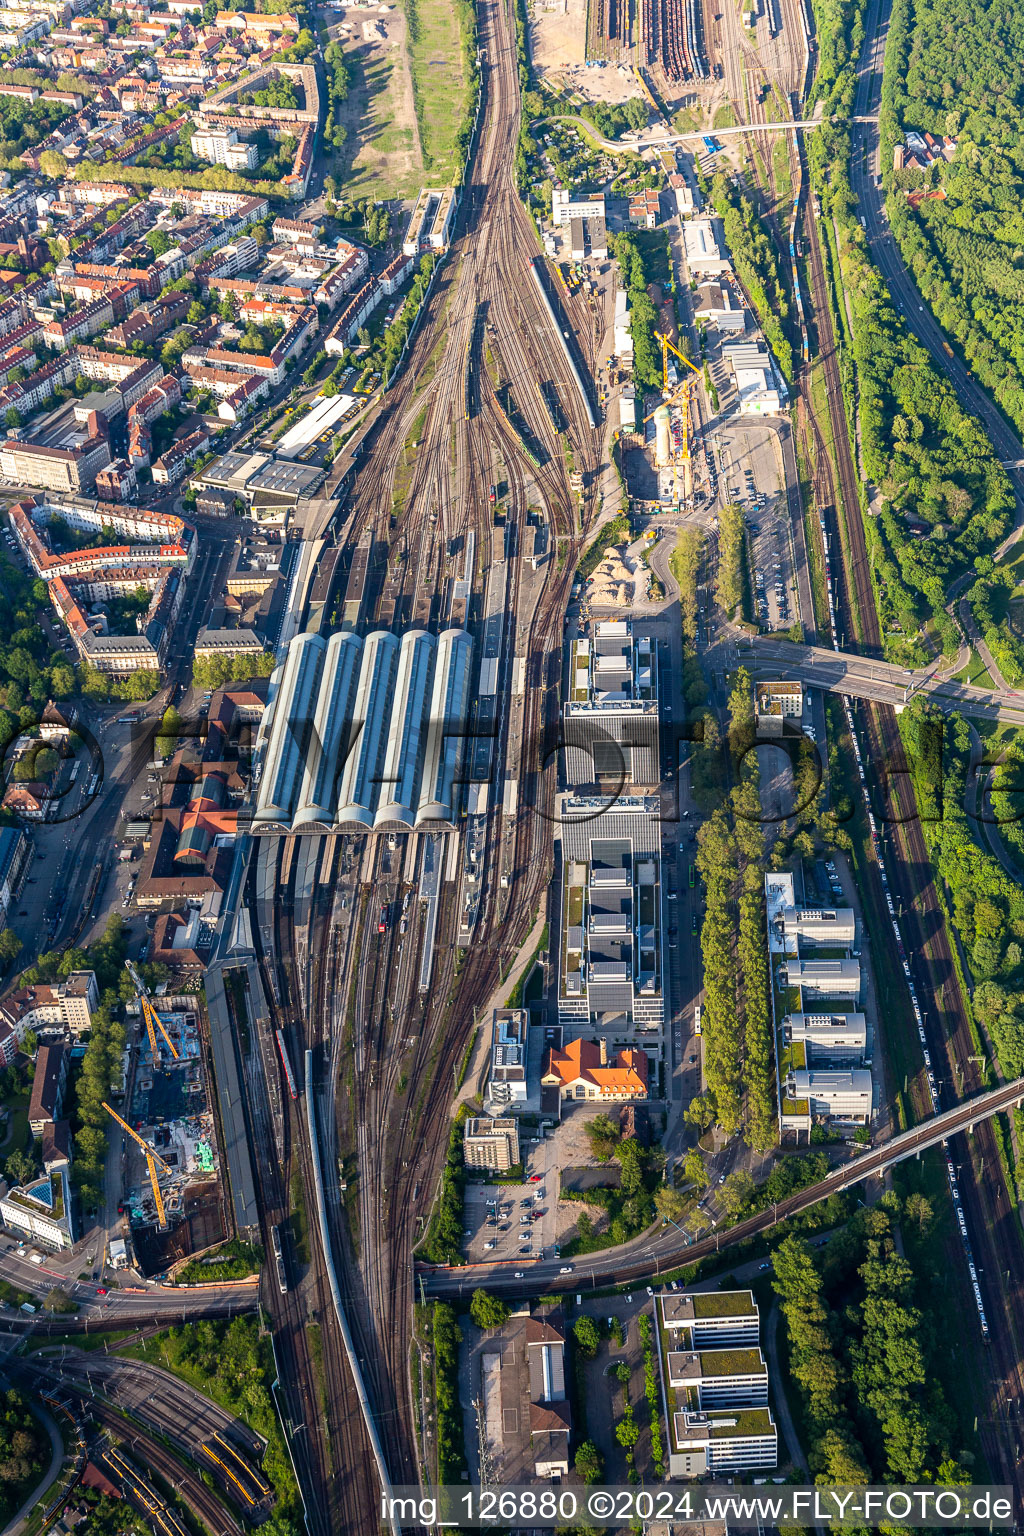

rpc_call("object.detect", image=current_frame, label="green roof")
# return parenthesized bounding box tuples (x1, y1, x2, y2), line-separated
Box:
(691, 1290, 756, 1319)
(698, 1348, 764, 1376)
(707, 1408, 774, 1438)
(782, 1097, 809, 1116)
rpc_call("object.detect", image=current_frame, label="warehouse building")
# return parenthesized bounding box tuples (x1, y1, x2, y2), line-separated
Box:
(253, 626, 474, 835)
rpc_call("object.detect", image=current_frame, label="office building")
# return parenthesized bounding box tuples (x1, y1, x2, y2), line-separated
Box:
(486, 1009, 529, 1109)
(463, 1118, 520, 1172)
(754, 679, 803, 735)
(564, 623, 659, 789)
(557, 795, 664, 1035)
(659, 1290, 760, 1348)
(671, 1408, 778, 1476)
(666, 1347, 769, 1407)
(551, 188, 606, 226)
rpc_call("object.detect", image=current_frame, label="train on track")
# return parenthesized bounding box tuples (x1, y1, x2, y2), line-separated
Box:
(275, 1028, 299, 1100)
(271, 1222, 288, 1294)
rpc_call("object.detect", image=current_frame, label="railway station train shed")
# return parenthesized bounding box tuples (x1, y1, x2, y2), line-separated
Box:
(251, 626, 474, 834)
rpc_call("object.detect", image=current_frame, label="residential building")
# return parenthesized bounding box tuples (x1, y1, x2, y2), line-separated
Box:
(671, 1408, 778, 1476)
(0, 435, 112, 495)
(0, 826, 29, 922)
(463, 1117, 520, 1172)
(192, 127, 258, 170)
(60, 971, 99, 1034)
(28, 1041, 67, 1134)
(486, 1008, 529, 1108)
(659, 1290, 760, 1349)
(665, 1347, 769, 1407)
(628, 189, 660, 228)
(541, 1037, 648, 1101)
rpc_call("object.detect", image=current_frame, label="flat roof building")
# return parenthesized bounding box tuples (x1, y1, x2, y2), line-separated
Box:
(486, 1009, 529, 1109)
(464, 1117, 520, 1172)
(754, 679, 803, 735)
(558, 796, 664, 1035)
(682, 218, 729, 275)
(564, 625, 659, 789)
(784, 1068, 872, 1125)
(783, 956, 861, 1002)
(551, 188, 606, 226)
(784, 1012, 867, 1068)
(666, 1347, 769, 1407)
(671, 1407, 777, 1477)
(780, 906, 856, 950)
(660, 1290, 760, 1348)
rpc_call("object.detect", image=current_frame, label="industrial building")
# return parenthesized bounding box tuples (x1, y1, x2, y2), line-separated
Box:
(551, 189, 606, 226)
(564, 622, 660, 789)
(681, 218, 730, 276)
(721, 342, 785, 416)
(252, 626, 474, 835)
(557, 795, 665, 1036)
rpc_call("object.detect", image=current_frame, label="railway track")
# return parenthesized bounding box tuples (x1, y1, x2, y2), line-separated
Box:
(801, 166, 1024, 1509)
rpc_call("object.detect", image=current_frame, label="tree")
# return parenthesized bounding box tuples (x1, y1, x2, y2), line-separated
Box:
(653, 1183, 688, 1223)
(155, 704, 182, 761)
(43, 1286, 77, 1313)
(572, 1315, 600, 1357)
(0, 928, 20, 965)
(38, 150, 67, 180)
(469, 1289, 509, 1330)
(4, 1149, 33, 1187)
(584, 1112, 620, 1161)
(4, 407, 19, 430)
(574, 1439, 604, 1483)
(720, 1168, 754, 1216)
(682, 1147, 709, 1190)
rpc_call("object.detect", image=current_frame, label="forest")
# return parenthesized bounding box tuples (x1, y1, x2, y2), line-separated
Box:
(774, 1198, 973, 1485)
(806, 0, 1015, 661)
(883, 0, 1024, 441)
(900, 702, 1024, 1084)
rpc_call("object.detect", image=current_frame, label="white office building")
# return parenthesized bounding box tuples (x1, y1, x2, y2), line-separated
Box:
(671, 1408, 778, 1476)
(660, 1290, 760, 1348)
(665, 1348, 769, 1407)
(552, 188, 606, 226)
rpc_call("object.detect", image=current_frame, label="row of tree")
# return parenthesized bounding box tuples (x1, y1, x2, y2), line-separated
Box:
(609, 232, 662, 393)
(706, 174, 794, 381)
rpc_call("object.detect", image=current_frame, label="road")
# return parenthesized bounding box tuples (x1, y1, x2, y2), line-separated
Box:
(737, 632, 1024, 723)
(420, 1076, 1024, 1297)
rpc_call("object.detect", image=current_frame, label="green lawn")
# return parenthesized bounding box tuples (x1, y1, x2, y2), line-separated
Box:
(953, 649, 995, 689)
(406, 0, 468, 181)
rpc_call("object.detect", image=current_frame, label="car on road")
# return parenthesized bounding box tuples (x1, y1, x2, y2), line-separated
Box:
(559, 1265, 574, 1274)
(514, 1271, 524, 1278)
(96, 1287, 107, 1295)
(759, 1261, 772, 1272)
(528, 1173, 542, 1182)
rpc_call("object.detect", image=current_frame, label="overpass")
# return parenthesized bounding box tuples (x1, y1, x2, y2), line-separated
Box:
(420, 1075, 1024, 1298)
(739, 634, 1024, 726)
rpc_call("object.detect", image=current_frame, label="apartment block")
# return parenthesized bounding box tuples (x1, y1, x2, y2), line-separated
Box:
(754, 679, 803, 735)
(463, 1117, 520, 1172)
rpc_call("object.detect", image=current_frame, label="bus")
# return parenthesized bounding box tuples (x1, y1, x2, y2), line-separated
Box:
(688, 863, 696, 888)
(702, 136, 722, 154)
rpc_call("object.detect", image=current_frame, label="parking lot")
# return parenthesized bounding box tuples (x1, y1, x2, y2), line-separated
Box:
(462, 1177, 574, 1270)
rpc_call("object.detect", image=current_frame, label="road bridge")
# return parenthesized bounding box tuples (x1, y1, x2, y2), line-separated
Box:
(738, 633, 1024, 725)
(420, 1076, 1024, 1298)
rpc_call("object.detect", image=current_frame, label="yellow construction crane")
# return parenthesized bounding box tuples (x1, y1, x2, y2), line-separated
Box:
(102, 1100, 171, 1229)
(640, 332, 704, 502)
(125, 959, 179, 1062)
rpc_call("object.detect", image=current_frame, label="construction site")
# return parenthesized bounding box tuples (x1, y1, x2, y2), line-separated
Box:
(110, 962, 226, 1274)
(622, 331, 710, 508)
